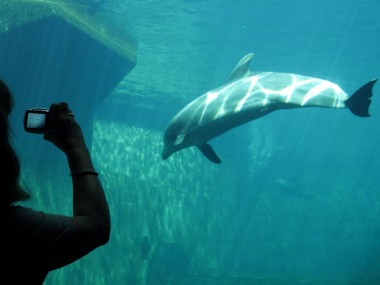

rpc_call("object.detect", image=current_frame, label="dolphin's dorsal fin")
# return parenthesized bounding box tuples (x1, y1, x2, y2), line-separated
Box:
(225, 53, 255, 84)
(197, 144, 222, 164)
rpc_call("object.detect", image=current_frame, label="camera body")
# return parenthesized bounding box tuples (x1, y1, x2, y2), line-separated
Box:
(24, 108, 74, 134)
(24, 108, 51, 134)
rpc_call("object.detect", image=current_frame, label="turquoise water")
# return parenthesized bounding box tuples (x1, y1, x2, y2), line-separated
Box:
(2, 0, 380, 284)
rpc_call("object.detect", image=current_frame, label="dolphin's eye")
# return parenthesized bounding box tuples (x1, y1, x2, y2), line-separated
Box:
(165, 132, 177, 142)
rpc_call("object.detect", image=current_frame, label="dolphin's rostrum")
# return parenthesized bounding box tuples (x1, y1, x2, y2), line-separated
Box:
(162, 53, 377, 164)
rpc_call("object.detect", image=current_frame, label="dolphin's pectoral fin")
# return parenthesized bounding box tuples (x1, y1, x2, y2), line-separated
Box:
(197, 144, 222, 164)
(345, 79, 377, 117)
(225, 53, 255, 84)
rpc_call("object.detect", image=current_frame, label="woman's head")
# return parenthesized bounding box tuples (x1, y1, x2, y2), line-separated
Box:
(0, 79, 30, 205)
(0, 79, 12, 117)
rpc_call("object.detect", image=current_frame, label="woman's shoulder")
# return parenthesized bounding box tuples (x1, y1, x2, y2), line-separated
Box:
(2, 204, 72, 239)
(3, 204, 39, 215)
(2, 205, 43, 228)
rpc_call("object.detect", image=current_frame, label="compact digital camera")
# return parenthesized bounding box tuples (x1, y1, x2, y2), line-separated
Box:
(24, 108, 74, 134)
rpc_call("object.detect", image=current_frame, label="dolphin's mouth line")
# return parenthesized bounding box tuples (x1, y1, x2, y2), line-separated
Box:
(161, 147, 171, 160)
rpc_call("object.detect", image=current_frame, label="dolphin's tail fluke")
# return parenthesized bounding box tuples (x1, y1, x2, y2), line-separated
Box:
(345, 79, 377, 117)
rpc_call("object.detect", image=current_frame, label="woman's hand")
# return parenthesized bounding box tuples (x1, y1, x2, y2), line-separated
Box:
(43, 102, 86, 153)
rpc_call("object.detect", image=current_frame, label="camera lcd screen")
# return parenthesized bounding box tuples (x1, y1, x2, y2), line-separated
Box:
(26, 112, 46, 129)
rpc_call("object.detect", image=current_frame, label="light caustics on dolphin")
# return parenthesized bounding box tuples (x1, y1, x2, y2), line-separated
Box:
(162, 53, 377, 164)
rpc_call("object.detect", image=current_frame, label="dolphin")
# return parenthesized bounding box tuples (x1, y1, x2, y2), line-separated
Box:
(162, 53, 377, 164)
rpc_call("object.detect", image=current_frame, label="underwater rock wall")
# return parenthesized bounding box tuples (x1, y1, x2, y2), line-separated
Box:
(89, 119, 240, 284)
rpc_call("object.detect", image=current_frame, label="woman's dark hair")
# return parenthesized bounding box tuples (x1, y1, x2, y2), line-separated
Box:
(0, 79, 30, 205)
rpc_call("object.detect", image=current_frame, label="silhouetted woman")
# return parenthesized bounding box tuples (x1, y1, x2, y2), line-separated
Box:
(0, 79, 111, 284)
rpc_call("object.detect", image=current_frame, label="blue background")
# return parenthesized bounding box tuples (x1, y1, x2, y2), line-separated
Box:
(2, 0, 380, 284)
